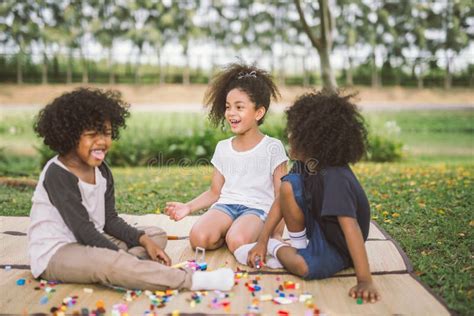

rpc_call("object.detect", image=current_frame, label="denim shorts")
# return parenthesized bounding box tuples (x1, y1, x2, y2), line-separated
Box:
(211, 203, 267, 222)
(281, 173, 350, 280)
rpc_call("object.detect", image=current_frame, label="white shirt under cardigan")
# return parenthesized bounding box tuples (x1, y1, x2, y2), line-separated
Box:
(28, 156, 108, 278)
(211, 135, 288, 213)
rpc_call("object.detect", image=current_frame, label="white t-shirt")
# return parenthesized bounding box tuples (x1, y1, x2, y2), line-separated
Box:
(211, 135, 288, 213)
(28, 156, 107, 278)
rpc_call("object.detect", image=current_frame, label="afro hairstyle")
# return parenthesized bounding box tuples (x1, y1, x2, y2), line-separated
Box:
(285, 90, 368, 168)
(34, 87, 130, 155)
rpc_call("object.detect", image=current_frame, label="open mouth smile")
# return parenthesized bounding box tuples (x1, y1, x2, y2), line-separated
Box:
(229, 119, 241, 127)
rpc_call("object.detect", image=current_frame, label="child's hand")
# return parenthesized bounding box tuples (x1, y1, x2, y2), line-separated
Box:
(247, 241, 268, 268)
(140, 235, 171, 266)
(349, 281, 381, 303)
(165, 202, 191, 221)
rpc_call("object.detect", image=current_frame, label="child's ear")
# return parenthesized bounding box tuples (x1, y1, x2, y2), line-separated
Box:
(256, 106, 266, 121)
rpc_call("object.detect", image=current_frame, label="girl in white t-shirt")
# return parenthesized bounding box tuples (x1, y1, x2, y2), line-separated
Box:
(165, 63, 289, 262)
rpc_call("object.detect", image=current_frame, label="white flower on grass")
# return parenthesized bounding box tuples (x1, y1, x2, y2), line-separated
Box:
(384, 121, 401, 136)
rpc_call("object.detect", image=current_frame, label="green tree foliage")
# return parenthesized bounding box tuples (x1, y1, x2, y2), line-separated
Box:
(91, 0, 130, 83)
(0, 0, 40, 84)
(0, 0, 471, 87)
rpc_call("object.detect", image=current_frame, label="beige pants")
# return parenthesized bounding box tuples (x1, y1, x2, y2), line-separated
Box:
(41, 226, 192, 290)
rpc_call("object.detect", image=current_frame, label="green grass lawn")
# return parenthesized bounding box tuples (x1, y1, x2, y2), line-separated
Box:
(1, 162, 473, 314)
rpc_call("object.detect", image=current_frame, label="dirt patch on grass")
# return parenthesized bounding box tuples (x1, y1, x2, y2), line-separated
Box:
(0, 177, 37, 188)
(0, 84, 472, 108)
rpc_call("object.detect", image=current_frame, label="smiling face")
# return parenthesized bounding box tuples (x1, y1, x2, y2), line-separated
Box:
(74, 120, 113, 168)
(225, 88, 265, 135)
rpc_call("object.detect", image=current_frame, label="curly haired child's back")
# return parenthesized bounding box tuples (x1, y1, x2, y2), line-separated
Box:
(248, 91, 381, 303)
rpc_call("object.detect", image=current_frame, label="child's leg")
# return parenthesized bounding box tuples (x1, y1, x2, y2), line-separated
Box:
(280, 181, 308, 249)
(42, 243, 192, 290)
(42, 243, 234, 291)
(246, 180, 309, 272)
(128, 226, 167, 259)
(274, 245, 309, 277)
(189, 209, 233, 250)
(102, 233, 128, 251)
(225, 214, 264, 252)
(271, 218, 286, 240)
(279, 181, 348, 279)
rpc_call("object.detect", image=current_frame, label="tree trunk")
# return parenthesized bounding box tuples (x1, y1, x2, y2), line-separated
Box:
(157, 47, 165, 85)
(444, 54, 452, 89)
(317, 0, 337, 92)
(41, 52, 48, 84)
(183, 51, 190, 85)
(294, 0, 337, 92)
(371, 50, 379, 87)
(395, 71, 401, 86)
(53, 54, 59, 81)
(394, 56, 402, 86)
(270, 51, 276, 76)
(108, 47, 115, 84)
(16, 52, 23, 84)
(208, 51, 215, 84)
(417, 75, 424, 89)
(66, 48, 73, 84)
(279, 53, 285, 86)
(319, 45, 337, 91)
(135, 47, 142, 84)
(80, 49, 88, 84)
(346, 54, 353, 86)
(303, 55, 309, 87)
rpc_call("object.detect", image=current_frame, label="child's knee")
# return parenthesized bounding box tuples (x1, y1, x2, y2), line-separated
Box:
(292, 259, 309, 278)
(225, 234, 252, 252)
(139, 226, 167, 249)
(190, 230, 221, 249)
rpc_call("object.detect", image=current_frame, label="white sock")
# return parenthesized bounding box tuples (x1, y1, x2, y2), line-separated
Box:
(266, 256, 284, 269)
(267, 238, 287, 258)
(191, 268, 234, 291)
(233, 243, 257, 265)
(288, 228, 308, 249)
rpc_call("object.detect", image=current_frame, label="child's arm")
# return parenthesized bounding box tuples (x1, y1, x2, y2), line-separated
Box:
(139, 234, 171, 265)
(165, 167, 224, 221)
(247, 198, 283, 267)
(270, 162, 288, 238)
(338, 216, 381, 303)
(101, 164, 146, 248)
(247, 162, 287, 267)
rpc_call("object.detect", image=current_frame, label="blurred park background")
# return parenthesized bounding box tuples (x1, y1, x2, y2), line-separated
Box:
(0, 0, 473, 314)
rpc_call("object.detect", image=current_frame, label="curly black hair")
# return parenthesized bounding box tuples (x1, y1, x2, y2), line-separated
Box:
(204, 62, 280, 127)
(34, 87, 130, 155)
(285, 90, 368, 168)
